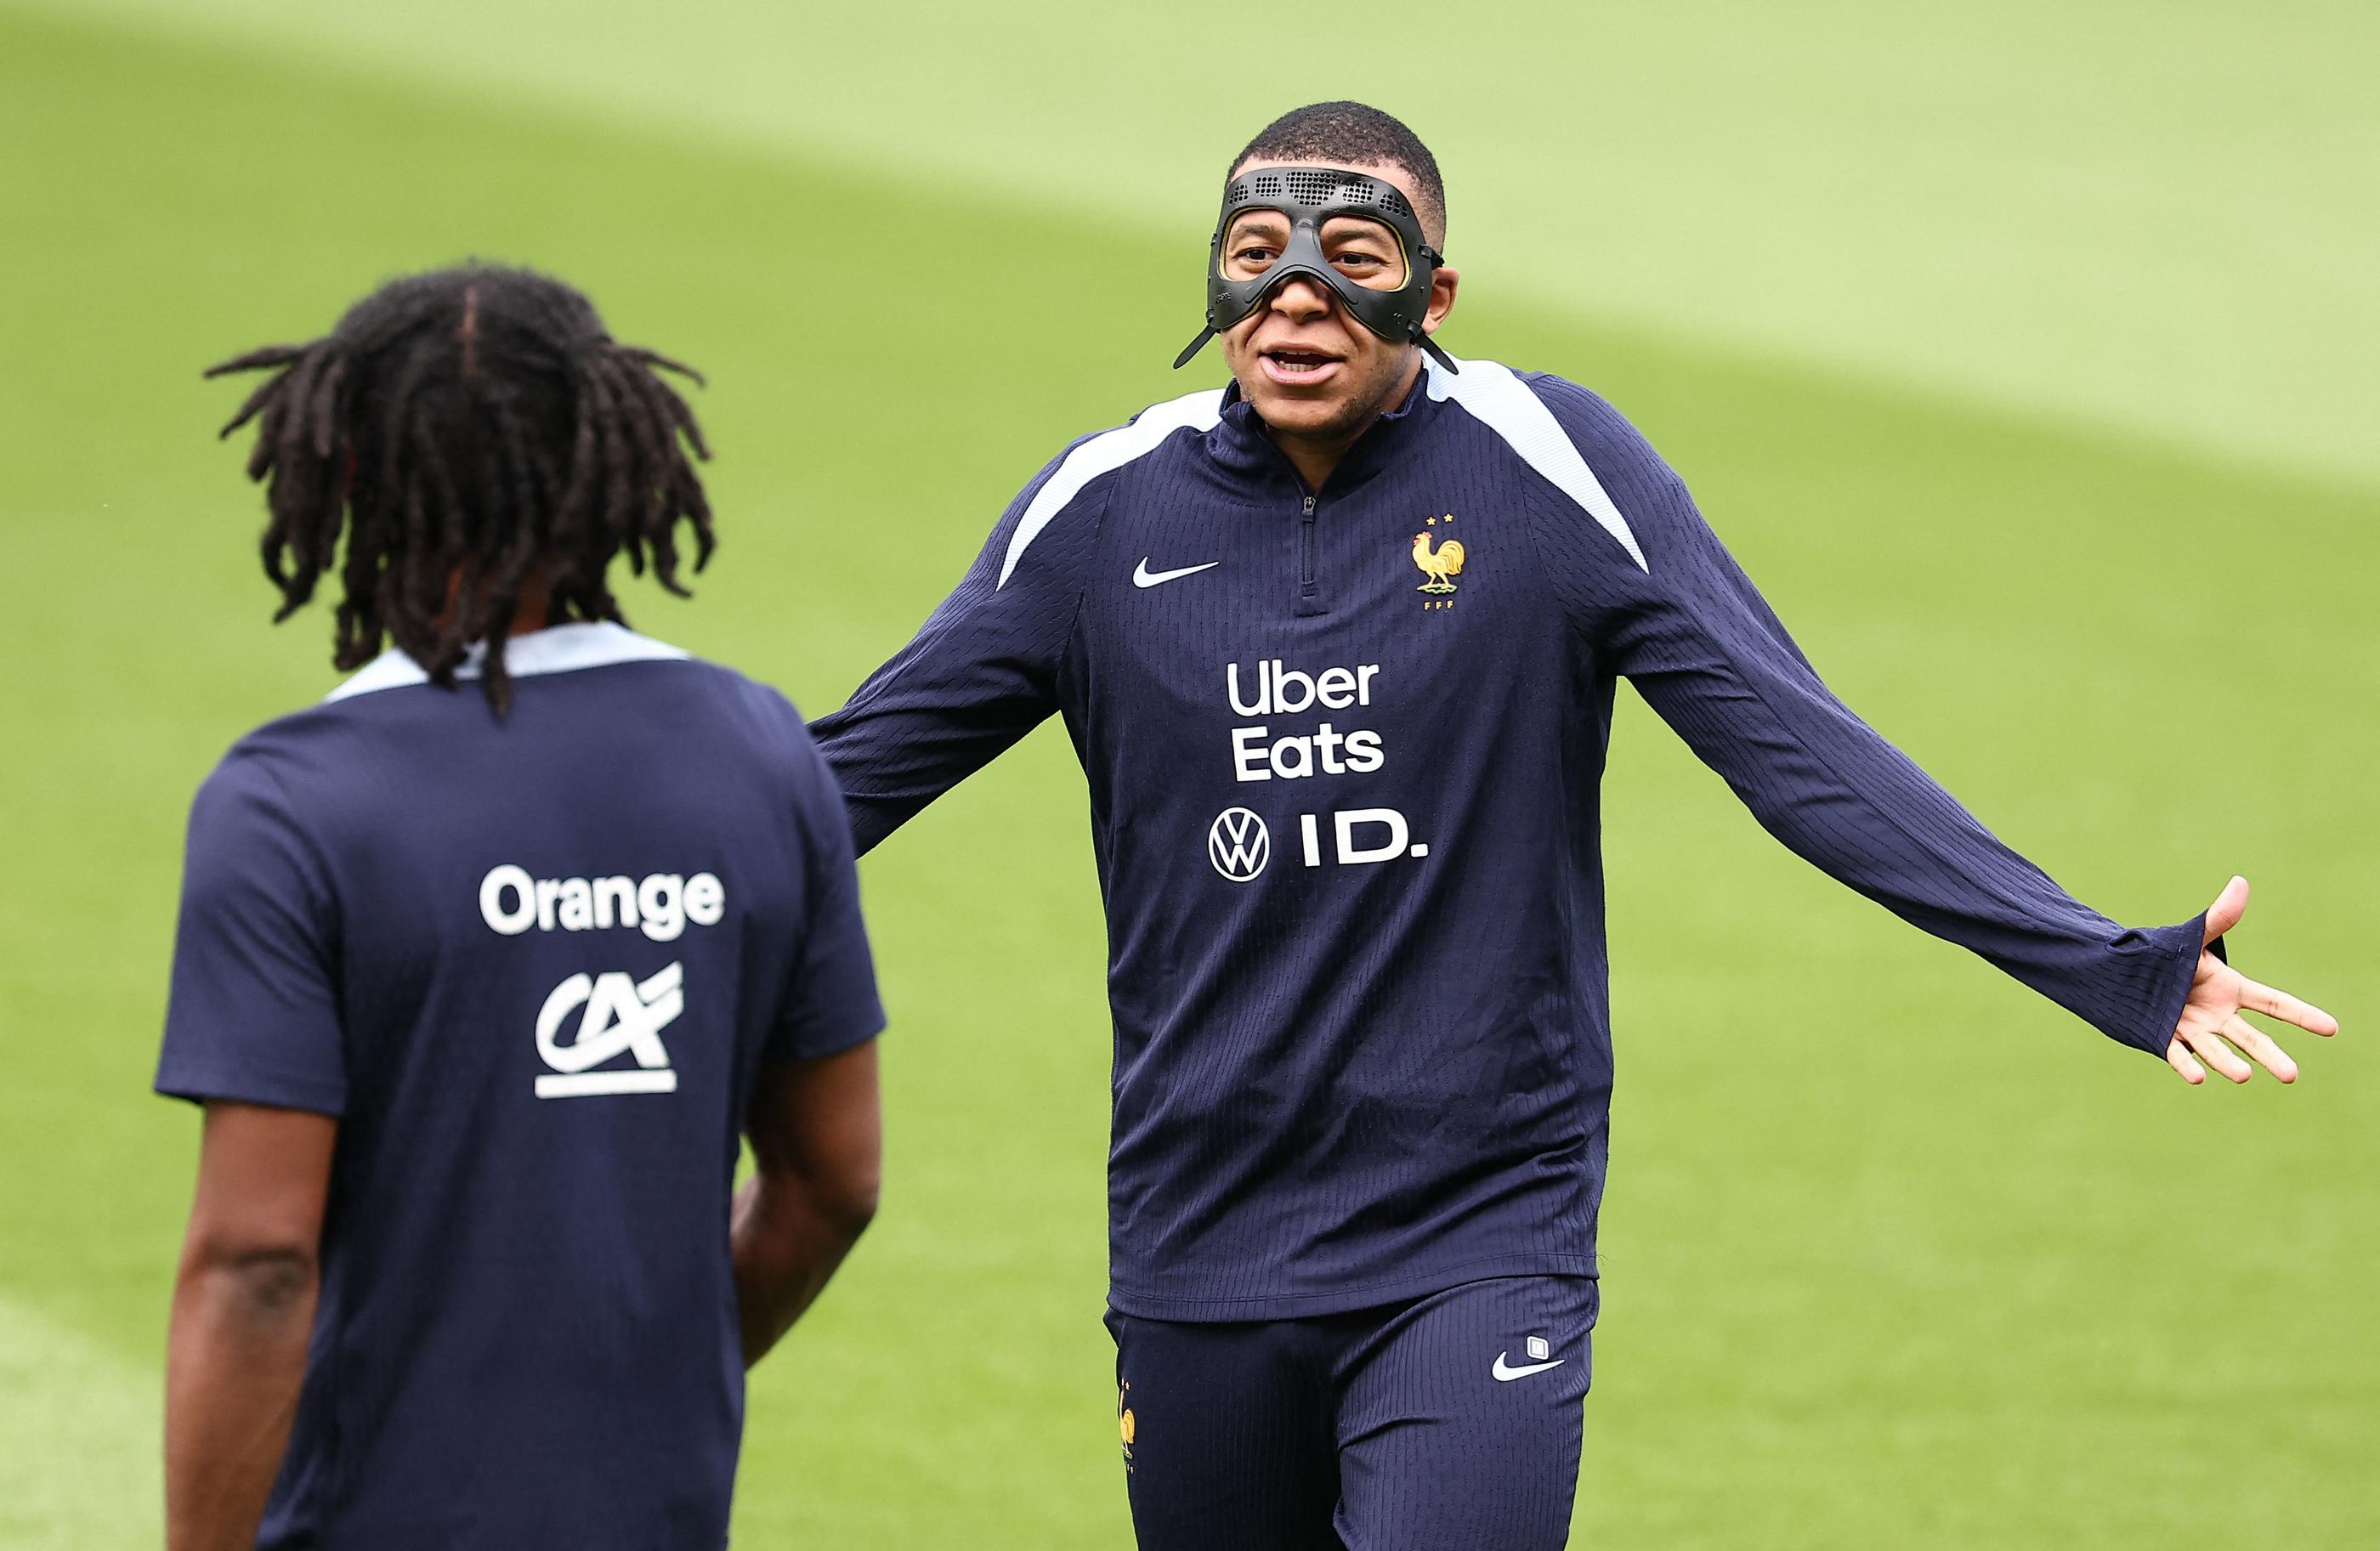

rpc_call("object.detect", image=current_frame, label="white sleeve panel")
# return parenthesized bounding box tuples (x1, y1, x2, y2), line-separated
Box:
(1425, 355, 1650, 572)
(997, 388, 1229, 588)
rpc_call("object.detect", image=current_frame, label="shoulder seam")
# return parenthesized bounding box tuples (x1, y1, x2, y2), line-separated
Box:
(1424, 356, 1650, 572)
(996, 388, 1227, 588)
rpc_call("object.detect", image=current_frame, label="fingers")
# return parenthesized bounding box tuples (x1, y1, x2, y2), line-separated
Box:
(2168, 1009, 2323, 1089)
(2236, 977, 2341, 1038)
(2223, 1015, 2298, 1084)
(2202, 875, 2249, 943)
(2176, 1021, 2254, 1084)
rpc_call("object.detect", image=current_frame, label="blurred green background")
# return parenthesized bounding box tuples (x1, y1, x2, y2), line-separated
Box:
(1, 3, 2372, 1546)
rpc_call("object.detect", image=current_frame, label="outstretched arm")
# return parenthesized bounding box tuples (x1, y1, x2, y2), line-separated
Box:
(1525, 379, 2338, 1073)
(1619, 549, 2339, 1074)
(1612, 518, 2212, 1059)
(808, 452, 1114, 853)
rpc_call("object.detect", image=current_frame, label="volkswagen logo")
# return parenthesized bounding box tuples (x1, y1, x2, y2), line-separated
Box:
(1207, 807, 1270, 881)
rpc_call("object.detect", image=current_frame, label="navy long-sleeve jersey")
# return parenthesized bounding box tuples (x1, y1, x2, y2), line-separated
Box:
(811, 356, 2205, 1321)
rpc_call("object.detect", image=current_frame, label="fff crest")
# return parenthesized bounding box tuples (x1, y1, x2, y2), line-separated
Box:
(1412, 512, 1464, 610)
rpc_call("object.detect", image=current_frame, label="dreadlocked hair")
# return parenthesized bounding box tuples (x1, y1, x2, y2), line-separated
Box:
(206, 263, 714, 713)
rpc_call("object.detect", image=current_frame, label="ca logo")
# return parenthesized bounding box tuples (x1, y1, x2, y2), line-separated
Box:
(1208, 807, 1270, 881)
(534, 962, 683, 1098)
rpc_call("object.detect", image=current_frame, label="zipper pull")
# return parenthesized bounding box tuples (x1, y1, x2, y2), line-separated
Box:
(1297, 494, 1321, 599)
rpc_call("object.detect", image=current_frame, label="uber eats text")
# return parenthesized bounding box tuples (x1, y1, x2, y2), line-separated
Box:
(1226, 659, 1386, 782)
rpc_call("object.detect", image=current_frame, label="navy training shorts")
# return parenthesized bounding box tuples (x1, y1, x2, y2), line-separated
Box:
(1108, 1274, 1598, 1550)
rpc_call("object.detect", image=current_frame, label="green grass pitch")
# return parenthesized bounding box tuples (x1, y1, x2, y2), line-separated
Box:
(0, 6, 2372, 1547)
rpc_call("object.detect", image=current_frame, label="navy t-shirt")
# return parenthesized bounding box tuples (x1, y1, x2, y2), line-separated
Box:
(157, 623, 884, 1550)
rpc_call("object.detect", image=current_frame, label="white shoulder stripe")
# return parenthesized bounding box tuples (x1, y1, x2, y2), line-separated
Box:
(997, 388, 1227, 588)
(1424, 354, 1649, 572)
(325, 621, 689, 701)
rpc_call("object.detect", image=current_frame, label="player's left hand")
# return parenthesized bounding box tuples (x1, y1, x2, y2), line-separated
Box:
(2166, 876, 2339, 1085)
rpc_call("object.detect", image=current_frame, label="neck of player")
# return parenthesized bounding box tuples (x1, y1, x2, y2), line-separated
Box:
(1261, 348, 1425, 493)
(439, 569, 555, 637)
(508, 589, 552, 636)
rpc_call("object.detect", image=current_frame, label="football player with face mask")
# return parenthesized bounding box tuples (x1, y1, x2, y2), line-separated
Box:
(812, 101, 2336, 1550)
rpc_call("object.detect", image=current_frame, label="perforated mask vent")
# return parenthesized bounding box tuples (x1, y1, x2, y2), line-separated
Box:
(1222, 169, 1417, 223)
(1281, 168, 1344, 204)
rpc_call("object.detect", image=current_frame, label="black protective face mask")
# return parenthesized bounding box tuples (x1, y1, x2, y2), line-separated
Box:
(1173, 165, 1456, 374)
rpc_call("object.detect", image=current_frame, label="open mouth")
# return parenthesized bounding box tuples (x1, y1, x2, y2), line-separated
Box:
(1259, 348, 1343, 385)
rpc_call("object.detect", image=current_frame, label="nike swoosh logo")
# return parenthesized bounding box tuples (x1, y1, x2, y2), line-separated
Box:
(1490, 1352, 1566, 1382)
(1133, 558, 1221, 588)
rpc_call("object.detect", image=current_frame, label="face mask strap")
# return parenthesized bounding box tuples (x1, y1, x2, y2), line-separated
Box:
(1172, 325, 1217, 371)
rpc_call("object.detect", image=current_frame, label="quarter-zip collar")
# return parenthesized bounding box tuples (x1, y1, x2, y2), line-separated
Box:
(1208, 363, 1442, 500)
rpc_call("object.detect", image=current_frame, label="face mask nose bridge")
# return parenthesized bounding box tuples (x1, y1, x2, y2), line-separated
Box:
(1232, 221, 1352, 316)
(1173, 167, 1457, 375)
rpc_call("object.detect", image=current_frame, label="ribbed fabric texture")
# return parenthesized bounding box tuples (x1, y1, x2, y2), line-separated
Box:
(813, 364, 2202, 1322)
(1523, 374, 2207, 1058)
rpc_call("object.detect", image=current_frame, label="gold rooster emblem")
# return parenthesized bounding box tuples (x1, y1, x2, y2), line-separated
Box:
(1412, 530, 1465, 595)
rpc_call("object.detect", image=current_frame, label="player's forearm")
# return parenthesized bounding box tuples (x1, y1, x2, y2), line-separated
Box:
(807, 721, 965, 858)
(1657, 668, 2201, 1050)
(730, 1171, 876, 1367)
(1606, 477, 2204, 1048)
(165, 1248, 316, 1551)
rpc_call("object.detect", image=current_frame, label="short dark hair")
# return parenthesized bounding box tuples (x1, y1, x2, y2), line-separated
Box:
(1229, 101, 1447, 246)
(206, 263, 713, 712)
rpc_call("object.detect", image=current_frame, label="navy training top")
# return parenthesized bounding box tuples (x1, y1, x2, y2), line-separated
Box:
(810, 356, 2205, 1322)
(157, 622, 884, 1549)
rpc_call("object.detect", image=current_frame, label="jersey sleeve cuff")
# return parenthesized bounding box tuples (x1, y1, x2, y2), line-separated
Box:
(763, 1005, 887, 1067)
(154, 1058, 348, 1118)
(2109, 911, 2209, 1059)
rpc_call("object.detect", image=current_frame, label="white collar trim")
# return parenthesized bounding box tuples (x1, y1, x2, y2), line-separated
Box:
(325, 621, 690, 702)
(1423, 354, 1649, 572)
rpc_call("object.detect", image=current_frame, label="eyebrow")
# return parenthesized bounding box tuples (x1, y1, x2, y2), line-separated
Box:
(1320, 215, 1395, 238)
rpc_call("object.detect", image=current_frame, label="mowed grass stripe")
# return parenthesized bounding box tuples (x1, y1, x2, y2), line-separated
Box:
(2, 11, 2371, 1548)
(0, 1294, 159, 1549)
(18, 0, 2380, 485)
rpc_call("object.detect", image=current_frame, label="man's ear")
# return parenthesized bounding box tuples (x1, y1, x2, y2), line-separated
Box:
(1422, 265, 1460, 334)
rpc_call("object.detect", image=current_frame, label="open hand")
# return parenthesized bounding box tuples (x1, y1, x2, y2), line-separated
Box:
(2168, 877, 2339, 1085)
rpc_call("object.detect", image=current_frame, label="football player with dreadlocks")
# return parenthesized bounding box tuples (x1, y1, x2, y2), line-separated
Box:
(159, 264, 885, 1551)
(812, 102, 2339, 1548)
